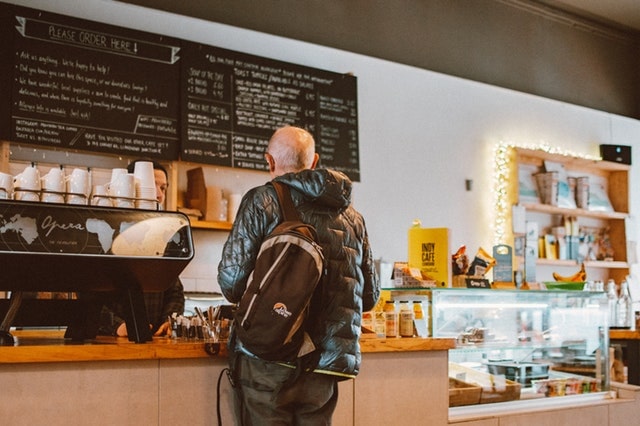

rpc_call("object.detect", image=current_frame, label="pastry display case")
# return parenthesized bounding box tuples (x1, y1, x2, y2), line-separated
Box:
(431, 288, 609, 406)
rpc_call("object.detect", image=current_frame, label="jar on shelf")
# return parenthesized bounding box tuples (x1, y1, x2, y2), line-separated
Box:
(383, 300, 398, 338)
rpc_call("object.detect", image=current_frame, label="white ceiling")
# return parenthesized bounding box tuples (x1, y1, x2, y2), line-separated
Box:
(541, 0, 640, 32)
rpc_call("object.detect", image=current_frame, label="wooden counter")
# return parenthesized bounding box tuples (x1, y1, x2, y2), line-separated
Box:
(0, 329, 455, 425)
(610, 328, 640, 386)
(0, 329, 454, 364)
(0, 329, 218, 363)
(610, 329, 640, 340)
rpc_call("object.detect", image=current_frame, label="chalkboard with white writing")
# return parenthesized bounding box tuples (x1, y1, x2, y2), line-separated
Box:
(0, 3, 360, 180)
(1, 3, 181, 159)
(180, 42, 360, 181)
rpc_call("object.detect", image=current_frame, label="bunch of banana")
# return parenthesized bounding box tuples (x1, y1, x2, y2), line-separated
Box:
(552, 263, 587, 282)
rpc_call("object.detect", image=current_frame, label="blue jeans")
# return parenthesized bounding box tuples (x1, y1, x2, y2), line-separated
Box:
(232, 352, 338, 425)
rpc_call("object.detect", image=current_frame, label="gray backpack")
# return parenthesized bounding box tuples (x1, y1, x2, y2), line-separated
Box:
(233, 181, 325, 362)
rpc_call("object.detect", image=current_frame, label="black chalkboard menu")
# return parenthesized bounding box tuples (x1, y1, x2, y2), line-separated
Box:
(0, 3, 181, 160)
(0, 3, 360, 180)
(180, 42, 360, 181)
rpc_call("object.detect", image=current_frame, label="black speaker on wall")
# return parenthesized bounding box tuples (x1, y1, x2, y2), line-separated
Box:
(600, 144, 631, 165)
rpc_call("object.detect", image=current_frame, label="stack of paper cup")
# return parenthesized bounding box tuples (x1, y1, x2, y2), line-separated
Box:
(13, 164, 41, 202)
(66, 168, 90, 205)
(133, 161, 157, 209)
(91, 184, 112, 207)
(108, 173, 135, 208)
(41, 166, 66, 203)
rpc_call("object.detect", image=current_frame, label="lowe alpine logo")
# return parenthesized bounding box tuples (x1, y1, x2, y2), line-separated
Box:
(273, 302, 292, 318)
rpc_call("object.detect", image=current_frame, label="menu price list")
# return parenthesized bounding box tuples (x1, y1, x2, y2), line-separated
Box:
(0, 3, 360, 179)
(2, 3, 181, 160)
(181, 43, 360, 181)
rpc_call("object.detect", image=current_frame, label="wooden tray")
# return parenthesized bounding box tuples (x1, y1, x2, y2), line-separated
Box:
(450, 362, 521, 404)
(449, 377, 482, 407)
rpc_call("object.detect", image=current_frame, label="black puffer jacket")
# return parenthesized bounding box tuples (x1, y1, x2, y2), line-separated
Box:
(218, 168, 379, 378)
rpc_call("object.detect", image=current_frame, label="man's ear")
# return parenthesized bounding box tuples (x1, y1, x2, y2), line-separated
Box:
(310, 153, 319, 169)
(265, 153, 276, 173)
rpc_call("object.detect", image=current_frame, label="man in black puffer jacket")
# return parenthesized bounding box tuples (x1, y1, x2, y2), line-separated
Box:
(218, 125, 379, 425)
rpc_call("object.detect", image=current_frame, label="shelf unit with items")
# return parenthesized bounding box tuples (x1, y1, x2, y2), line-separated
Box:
(0, 143, 245, 232)
(431, 288, 610, 407)
(170, 162, 269, 232)
(504, 146, 631, 284)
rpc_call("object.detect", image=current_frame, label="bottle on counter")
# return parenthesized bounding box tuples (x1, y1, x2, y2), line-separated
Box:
(384, 300, 398, 338)
(374, 309, 386, 338)
(412, 300, 429, 337)
(413, 300, 424, 320)
(399, 300, 414, 337)
(606, 279, 618, 328)
(617, 279, 633, 329)
(362, 310, 374, 331)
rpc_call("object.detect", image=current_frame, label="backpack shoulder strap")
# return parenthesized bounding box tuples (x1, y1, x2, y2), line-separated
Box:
(272, 181, 301, 222)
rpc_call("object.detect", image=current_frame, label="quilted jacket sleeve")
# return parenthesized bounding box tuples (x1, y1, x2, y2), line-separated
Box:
(217, 185, 279, 303)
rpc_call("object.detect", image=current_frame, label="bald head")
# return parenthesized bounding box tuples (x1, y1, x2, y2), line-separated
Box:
(265, 126, 319, 177)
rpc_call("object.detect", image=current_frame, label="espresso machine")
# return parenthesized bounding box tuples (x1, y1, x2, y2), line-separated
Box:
(0, 200, 194, 344)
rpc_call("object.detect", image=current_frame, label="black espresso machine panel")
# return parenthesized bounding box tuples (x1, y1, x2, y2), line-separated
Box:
(0, 200, 194, 344)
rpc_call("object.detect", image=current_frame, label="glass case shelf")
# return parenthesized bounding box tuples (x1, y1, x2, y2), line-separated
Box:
(431, 288, 609, 404)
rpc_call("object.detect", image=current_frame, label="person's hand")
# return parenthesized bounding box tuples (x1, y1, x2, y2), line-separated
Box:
(116, 322, 128, 337)
(154, 321, 172, 337)
(115, 322, 156, 337)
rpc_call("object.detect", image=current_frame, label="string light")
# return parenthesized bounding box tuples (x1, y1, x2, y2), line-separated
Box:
(492, 141, 600, 246)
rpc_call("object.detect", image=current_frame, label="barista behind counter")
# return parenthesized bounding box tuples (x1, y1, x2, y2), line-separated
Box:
(98, 160, 185, 338)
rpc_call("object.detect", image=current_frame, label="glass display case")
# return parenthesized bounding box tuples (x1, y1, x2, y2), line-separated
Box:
(431, 288, 609, 405)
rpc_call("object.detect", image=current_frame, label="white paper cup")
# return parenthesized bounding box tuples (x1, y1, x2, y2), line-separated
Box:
(15, 190, 40, 202)
(14, 165, 41, 191)
(67, 168, 90, 196)
(108, 173, 135, 198)
(135, 200, 157, 210)
(41, 167, 66, 193)
(114, 198, 135, 209)
(133, 161, 155, 189)
(91, 185, 112, 207)
(41, 192, 65, 203)
(110, 168, 128, 183)
(0, 172, 13, 195)
(66, 194, 87, 205)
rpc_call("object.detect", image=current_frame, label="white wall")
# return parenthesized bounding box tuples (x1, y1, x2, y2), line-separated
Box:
(7, 0, 640, 294)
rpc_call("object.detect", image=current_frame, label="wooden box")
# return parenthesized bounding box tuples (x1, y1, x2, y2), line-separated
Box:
(449, 377, 482, 407)
(449, 362, 522, 404)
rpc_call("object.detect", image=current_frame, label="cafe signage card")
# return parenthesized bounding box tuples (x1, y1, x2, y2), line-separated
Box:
(407, 227, 450, 287)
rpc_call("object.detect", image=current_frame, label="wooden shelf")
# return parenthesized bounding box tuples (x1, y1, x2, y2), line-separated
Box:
(516, 147, 630, 173)
(521, 202, 628, 220)
(536, 258, 628, 269)
(189, 220, 233, 231)
(509, 147, 631, 283)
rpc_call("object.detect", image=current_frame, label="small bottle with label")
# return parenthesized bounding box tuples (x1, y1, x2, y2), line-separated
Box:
(617, 279, 633, 329)
(362, 310, 374, 331)
(412, 300, 425, 337)
(606, 279, 618, 328)
(413, 300, 424, 320)
(399, 300, 414, 337)
(384, 300, 398, 338)
(374, 309, 386, 338)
